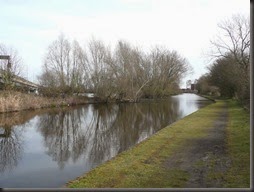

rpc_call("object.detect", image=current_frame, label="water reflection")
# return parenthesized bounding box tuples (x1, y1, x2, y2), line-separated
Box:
(0, 108, 73, 172)
(37, 108, 88, 169)
(36, 98, 182, 169)
(0, 93, 212, 187)
(0, 112, 38, 172)
(171, 94, 212, 118)
(0, 125, 23, 173)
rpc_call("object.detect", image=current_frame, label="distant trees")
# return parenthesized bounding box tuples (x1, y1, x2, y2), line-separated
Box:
(39, 35, 190, 101)
(208, 55, 238, 97)
(197, 14, 250, 102)
(196, 74, 210, 94)
(186, 80, 192, 89)
(196, 74, 220, 96)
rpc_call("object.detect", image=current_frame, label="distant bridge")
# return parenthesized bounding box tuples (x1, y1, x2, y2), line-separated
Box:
(180, 88, 198, 94)
(0, 72, 39, 92)
(0, 55, 39, 92)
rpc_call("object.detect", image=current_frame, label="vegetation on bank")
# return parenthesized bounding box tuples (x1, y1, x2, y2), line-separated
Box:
(195, 14, 250, 105)
(224, 100, 250, 187)
(1, 37, 189, 102)
(0, 91, 89, 113)
(67, 99, 249, 188)
(1, 14, 249, 104)
(0, 90, 181, 113)
(38, 36, 190, 102)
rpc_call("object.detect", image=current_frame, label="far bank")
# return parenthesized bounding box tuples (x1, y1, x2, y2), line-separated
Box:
(0, 90, 182, 114)
(0, 90, 103, 113)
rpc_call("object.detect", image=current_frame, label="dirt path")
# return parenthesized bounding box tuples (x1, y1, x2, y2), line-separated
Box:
(164, 103, 231, 188)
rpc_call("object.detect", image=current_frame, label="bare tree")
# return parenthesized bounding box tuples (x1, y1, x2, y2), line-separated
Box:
(88, 38, 114, 100)
(39, 34, 191, 101)
(210, 14, 250, 68)
(144, 47, 190, 97)
(209, 14, 250, 101)
(39, 34, 91, 94)
(114, 40, 139, 100)
(42, 34, 71, 93)
(38, 69, 59, 96)
(71, 40, 89, 93)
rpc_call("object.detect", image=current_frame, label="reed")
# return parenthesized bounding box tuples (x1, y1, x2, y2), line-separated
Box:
(0, 91, 88, 113)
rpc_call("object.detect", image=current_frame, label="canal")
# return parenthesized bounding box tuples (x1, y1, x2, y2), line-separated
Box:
(0, 93, 213, 188)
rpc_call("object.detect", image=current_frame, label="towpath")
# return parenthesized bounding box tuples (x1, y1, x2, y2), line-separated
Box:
(164, 102, 230, 187)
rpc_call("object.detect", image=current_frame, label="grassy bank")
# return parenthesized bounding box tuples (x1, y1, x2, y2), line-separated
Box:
(224, 100, 250, 187)
(66, 99, 249, 188)
(67, 99, 250, 188)
(67, 101, 220, 188)
(0, 91, 88, 113)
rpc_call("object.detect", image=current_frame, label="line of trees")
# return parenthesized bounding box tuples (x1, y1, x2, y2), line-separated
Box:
(196, 14, 250, 104)
(39, 35, 191, 102)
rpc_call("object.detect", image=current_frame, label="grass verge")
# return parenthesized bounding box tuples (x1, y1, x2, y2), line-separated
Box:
(67, 100, 233, 188)
(223, 100, 250, 187)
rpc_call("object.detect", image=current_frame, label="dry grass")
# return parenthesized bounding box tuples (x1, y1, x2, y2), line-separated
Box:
(0, 91, 88, 113)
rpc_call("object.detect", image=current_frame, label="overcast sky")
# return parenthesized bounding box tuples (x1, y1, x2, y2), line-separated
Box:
(0, 0, 249, 87)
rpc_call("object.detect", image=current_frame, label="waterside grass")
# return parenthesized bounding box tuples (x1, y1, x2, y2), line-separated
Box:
(67, 99, 250, 188)
(224, 100, 250, 187)
(0, 91, 88, 113)
(64, 101, 213, 187)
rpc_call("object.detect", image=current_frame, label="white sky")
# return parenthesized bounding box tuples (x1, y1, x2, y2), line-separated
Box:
(0, 0, 249, 88)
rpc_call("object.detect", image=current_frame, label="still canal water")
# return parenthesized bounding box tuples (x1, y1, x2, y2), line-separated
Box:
(0, 94, 212, 188)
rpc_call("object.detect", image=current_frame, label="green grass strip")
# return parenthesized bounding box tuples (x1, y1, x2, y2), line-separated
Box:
(223, 100, 250, 187)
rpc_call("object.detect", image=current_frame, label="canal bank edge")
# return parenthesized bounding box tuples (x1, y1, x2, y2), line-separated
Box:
(0, 90, 106, 114)
(0, 90, 181, 114)
(66, 99, 250, 188)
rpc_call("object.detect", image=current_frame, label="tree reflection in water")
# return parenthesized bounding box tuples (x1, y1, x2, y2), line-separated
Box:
(0, 95, 213, 188)
(0, 126, 24, 173)
(0, 112, 33, 173)
(37, 107, 88, 169)
(37, 98, 181, 169)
